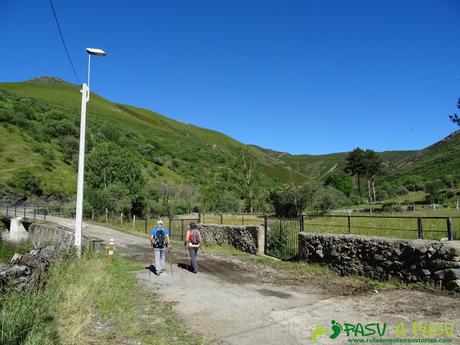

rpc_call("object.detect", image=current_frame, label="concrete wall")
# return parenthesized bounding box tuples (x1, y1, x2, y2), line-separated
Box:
(198, 224, 265, 255)
(1, 217, 28, 242)
(298, 232, 460, 291)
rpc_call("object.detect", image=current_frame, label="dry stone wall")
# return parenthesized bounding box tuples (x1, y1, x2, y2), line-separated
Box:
(298, 233, 460, 291)
(197, 224, 264, 255)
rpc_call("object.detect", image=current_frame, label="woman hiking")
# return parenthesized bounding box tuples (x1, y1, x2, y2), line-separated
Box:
(184, 223, 202, 273)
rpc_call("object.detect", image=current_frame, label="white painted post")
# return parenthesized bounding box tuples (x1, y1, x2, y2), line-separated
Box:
(75, 83, 90, 257)
(133, 215, 136, 229)
(120, 213, 123, 224)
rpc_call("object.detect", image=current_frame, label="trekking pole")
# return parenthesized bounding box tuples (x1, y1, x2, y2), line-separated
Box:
(168, 247, 174, 277)
(199, 245, 207, 260)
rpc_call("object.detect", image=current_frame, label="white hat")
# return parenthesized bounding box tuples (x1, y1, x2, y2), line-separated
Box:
(157, 219, 163, 225)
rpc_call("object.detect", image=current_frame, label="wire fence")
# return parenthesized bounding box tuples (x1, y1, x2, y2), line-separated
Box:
(0, 205, 458, 261)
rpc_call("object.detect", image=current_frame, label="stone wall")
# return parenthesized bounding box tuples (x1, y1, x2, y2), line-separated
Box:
(197, 224, 264, 255)
(27, 223, 106, 252)
(298, 233, 460, 291)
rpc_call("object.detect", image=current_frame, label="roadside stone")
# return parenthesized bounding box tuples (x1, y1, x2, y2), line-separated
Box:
(434, 268, 460, 281)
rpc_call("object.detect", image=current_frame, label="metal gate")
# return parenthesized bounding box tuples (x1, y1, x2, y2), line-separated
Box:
(265, 217, 300, 260)
(168, 218, 199, 242)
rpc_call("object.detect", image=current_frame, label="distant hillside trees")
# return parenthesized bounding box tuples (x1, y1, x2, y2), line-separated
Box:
(86, 143, 146, 216)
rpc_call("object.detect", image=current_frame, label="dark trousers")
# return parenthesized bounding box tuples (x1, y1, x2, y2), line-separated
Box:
(188, 247, 199, 271)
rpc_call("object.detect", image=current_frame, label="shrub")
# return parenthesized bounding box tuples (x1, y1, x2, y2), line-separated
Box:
(8, 170, 43, 196)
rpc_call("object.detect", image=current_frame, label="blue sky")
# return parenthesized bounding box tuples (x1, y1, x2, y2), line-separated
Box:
(1, 0, 459, 154)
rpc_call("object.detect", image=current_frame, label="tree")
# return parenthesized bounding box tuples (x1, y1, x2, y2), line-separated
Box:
(268, 183, 319, 217)
(232, 147, 259, 213)
(86, 143, 146, 215)
(449, 98, 460, 126)
(362, 149, 382, 203)
(323, 172, 354, 197)
(344, 148, 366, 198)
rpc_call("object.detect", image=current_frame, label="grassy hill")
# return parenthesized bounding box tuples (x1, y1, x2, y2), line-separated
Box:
(251, 145, 418, 179)
(395, 130, 460, 181)
(0, 77, 458, 210)
(0, 77, 307, 202)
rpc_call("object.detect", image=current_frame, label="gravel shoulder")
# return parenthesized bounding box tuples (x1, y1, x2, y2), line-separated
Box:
(48, 217, 460, 345)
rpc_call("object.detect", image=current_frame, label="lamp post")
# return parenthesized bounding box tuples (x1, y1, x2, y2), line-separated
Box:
(75, 48, 106, 256)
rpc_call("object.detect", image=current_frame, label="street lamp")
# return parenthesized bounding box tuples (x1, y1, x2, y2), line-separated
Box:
(75, 47, 106, 256)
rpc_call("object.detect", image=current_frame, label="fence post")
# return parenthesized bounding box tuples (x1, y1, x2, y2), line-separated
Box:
(33, 208, 36, 220)
(105, 208, 108, 222)
(181, 221, 184, 241)
(264, 215, 268, 254)
(91, 209, 94, 222)
(14, 206, 17, 217)
(447, 217, 453, 241)
(300, 213, 305, 232)
(417, 217, 423, 239)
(120, 213, 123, 224)
(144, 217, 148, 233)
(181, 219, 184, 239)
(133, 215, 136, 229)
(198, 213, 202, 224)
(23, 207, 26, 218)
(348, 215, 352, 234)
(6, 206, 8, 216)
(220, 213, 223, 225)
(242, 214, 245, 226)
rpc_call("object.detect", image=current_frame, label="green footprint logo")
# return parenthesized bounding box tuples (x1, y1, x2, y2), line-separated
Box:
(310, 326, 328, 342)
(329, 320, 343, 339)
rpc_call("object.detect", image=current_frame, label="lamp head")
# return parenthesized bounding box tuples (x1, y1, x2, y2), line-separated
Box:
(86, 48, 106, 57)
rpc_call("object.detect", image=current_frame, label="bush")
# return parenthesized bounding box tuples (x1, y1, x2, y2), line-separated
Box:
(8, 170, 43, 196)
(323, 172, 354, 197)
(311, 187, 349, 214)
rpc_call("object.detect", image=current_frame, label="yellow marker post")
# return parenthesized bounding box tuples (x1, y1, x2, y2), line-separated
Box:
(108, 239, 114, 264)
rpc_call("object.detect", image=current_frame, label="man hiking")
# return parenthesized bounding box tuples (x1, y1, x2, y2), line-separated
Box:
(150, 219, 170, 275)
(184, 222, 202, 273)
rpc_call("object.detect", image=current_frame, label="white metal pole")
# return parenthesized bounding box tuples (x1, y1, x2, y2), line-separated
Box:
(75, 83, 89, 256)
(75, 55, 91, 256)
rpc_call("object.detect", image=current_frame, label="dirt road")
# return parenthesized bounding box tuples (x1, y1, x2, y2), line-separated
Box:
(48, 217, 460, 345)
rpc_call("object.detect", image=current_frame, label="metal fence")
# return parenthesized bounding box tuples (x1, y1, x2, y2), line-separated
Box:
(264, 214, 458, 260)
(1, 205, 458, 261)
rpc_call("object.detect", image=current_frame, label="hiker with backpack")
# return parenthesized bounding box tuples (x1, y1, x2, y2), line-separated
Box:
(150, 219, 170, 275)
(184, 223, 202, 274)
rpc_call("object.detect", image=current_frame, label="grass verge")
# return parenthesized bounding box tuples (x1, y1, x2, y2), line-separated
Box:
(0, 239, 34, 264)
(0, 251, 205, 345)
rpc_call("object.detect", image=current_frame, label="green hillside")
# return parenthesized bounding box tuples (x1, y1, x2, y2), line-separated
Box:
(251, 145, 418, 179)
(396, 130, 460, 181)
(1, 77, 459, 212)
(0, 77, 306, 204)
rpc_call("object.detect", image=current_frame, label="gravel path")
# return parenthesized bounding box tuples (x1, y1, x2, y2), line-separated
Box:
(48, 217, 460, 345)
